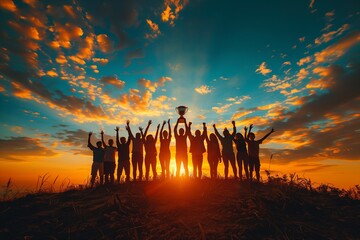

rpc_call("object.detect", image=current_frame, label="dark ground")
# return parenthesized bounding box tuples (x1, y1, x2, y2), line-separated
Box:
(0, 179, 359, 239)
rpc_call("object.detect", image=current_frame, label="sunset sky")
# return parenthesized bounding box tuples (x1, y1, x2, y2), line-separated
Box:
(0, 0, 359, 189)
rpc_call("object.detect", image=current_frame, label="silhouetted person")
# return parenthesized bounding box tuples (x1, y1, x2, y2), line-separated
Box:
(174, 118, 189, 177)
(233, 125, 249, 181)
(128, 121, 150, 181)
(140, 120, 159, 181)
(115, 121, 131, 183)
(204, 124, 221, 179)
(87, 132, 104, 187)
(246, 124, 275, 181)
(101, 130, 116, 184)
(188, 122, 206, 178)
(159, 119, 172, 179)
(213, 121, 237, 179)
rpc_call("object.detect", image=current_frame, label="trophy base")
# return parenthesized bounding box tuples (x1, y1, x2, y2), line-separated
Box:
(178, 116, 186, 123)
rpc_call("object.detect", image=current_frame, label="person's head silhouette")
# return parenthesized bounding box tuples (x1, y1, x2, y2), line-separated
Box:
(236, 133, 244, 141)
(223, 128, 230, 137)
(146, 134, 154, 142)
(135, 132, 141, 139)
(195, 130, 201, 137)
(96, 141, 102, 148)
(179, 128, 185, 136)
(120, 137, 126, 144)
(249, 132, 255, 140)
(108, 139, 114, 146)
(210, 133, 217, 141)
(163, 130, 168, 138)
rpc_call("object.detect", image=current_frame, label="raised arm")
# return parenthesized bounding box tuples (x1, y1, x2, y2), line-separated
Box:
(187, 121, 194, 140)
(160, 120, 166, 140)
(213, 124, 223, 140)
(203, 123, 209, 143)
(115, 127, 120, 147)
(174, 118, 179, 138)
(143, 120, 152, 138)
(167, 119, 172, 139)
(125, 122, 131, 145)
(231, 120, 237, 138)
(126, 120, 135, 140)
(101, 130, 108, 147)
(139, 127, 146, 143)
(87, 132, 95, 149)
(246, 124, 253, 141)
(259, 127, 275, 143)
(244, 126, 248, 140)
(154, 124, 160, 142)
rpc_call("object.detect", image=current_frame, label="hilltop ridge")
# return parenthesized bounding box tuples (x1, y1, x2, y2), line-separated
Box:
(0, 178, 359, 239)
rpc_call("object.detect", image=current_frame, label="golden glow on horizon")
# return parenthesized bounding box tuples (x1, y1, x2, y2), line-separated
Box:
(0, 150, 359, 190)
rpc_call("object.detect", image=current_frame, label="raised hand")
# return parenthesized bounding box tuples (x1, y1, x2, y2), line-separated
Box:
(115, 126, 119, 132)
(139, 127, 143, 131)
(232, 120, 235, 125)
(89, 132, 92, 136)
(148, 120, 152, 125)
(163, 120, 166, 125)
(249, 124, 253, 129)
(270, 127, 275, 133)
(100, 130, 104, 135)
(157, 124, 160, 129)
(244, 126, 248, 131)
(189, 121, 192, 126)
(213, 124, 216, 128)
(203, 122, 206, 126)
(126, 120, 130, 126)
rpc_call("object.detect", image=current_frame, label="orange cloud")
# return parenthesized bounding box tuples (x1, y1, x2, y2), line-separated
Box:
(297, 56, 312, 66)
(99, 76, 125, 89)
(69, 55, 86, 65)
(0, 0, 17, 12)
(0, 137, 58, 161)
(92, 58, 109, 65)
(55, 54, 67, 64)
(53, 22, 83, 48)
(8, 21, 41, 40)
(195, 85, 213, 95)
(138, 78, 157, 92)
(63, 5, 76, 18)
(23, 0, 37, 8)
(96, 34, 113, 53)
(138, 77, 172, 92)
(296, 68, 309, 82)
(314, 31, 360, 63)
(47, 69, 58, 77)
(285, 96, 305, 106)
(212, 103, 232, 114)
(232, 110, 253, 120)
(77, 34, 95, 60)
(314, 24, 349, 45)
(145, 19, 161, 39)
(10, 126, 23, 134)
(161, 0, 189, 26)
(11, 82, 34, 100)
(255, 62, 272, 76)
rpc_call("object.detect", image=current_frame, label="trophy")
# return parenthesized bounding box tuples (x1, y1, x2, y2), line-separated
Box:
(175, 105, 188, 123)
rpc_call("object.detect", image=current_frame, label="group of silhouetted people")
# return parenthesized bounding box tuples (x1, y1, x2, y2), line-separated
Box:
(87, 119, 274, 187)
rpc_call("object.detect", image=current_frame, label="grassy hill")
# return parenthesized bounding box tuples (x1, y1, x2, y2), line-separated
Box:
(0, 177, 359, 239)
